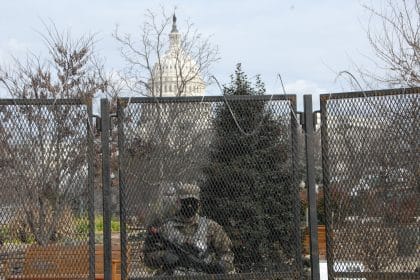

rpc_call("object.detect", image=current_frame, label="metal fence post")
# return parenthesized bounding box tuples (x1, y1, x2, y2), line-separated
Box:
(117, 99, 128, 280)
(101, 98, 112, 280)
(320, 95, 333, 279)
(290, 97, 305, 279)
(304, 95, 320, 280)
(87, 101, 95, 280)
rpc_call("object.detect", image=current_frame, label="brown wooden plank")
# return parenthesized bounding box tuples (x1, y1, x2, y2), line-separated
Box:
(13, 242, 128, 280)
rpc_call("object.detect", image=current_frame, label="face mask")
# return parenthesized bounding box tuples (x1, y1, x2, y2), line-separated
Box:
(179, 198, 199, 218)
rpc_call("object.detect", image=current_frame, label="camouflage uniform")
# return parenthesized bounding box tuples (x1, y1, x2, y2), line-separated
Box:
(144, 183, 235, 276)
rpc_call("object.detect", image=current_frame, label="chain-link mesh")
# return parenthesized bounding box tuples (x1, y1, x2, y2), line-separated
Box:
(321, 88, 420, 279)
(117, 95, 303, 279)
(0, 99, 95, 279)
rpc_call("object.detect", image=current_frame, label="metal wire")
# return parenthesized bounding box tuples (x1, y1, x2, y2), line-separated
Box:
(320, 88, 420, 279)
(117, 95, 303, 279)
(0, 98, 95, 279)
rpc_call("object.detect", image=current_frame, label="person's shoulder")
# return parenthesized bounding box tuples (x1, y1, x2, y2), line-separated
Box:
(202, 216, 223, 231)
(202, 217, 232, 247)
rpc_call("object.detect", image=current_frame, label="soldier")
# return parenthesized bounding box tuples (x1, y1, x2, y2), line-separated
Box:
(143, 183, 235, 276)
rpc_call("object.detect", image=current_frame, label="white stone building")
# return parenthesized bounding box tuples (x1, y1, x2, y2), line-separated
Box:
(149, 14, 206, 97)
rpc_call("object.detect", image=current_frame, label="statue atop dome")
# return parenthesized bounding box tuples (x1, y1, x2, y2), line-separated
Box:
(171, 13, 178, 33)
(169, 13, 181, 49)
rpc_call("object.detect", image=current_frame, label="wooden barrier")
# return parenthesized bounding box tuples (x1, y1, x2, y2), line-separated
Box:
(95, 243, 122, 280)
(303, 225, 327, 258)
(5, 242, 124, 280)
(6, 244, 89, 280)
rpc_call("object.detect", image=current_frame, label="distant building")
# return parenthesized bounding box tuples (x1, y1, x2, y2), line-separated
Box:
(149, 14, 206, 97)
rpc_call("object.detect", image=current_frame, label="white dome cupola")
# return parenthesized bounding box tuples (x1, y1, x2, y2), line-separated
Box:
(150, 14, 206, 97)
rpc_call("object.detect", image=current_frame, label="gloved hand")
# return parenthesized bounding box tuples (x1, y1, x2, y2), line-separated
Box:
(161, 251, 179, 268)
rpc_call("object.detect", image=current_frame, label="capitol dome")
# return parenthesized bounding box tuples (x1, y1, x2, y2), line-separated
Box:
(149, 14, 206, 97)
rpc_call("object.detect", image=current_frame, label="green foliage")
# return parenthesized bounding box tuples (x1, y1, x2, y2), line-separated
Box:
(0, 225, 36, 244)
(0, 226, 8, 244)
(76, 217, 90, 235)
(0, 215, 121, 245)
(76, 216, 121, 236)
(94, 216, 120, 233)
(95, 216, 104, 232)
(201, 64, 297, 273)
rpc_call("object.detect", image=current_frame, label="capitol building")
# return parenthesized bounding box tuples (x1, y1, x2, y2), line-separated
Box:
(138, 14, 210, 152)
(149, 14, 206, 97)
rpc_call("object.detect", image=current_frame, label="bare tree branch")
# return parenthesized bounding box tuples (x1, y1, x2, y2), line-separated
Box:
(0, 23, 109, 244)
(113, 7, 219, 97)
(358, 0, 420, 87)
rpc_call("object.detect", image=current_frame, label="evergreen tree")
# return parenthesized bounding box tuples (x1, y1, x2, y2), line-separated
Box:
(201, 64, 297, 273)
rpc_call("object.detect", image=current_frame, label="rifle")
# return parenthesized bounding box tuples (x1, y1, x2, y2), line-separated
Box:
(149, 227, 226, 274)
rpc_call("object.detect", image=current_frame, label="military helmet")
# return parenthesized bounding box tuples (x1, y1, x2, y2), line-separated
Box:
(177, 183, 200, 200)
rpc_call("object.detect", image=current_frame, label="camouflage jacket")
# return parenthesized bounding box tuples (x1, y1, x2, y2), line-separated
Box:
(144, 214, 235, 275)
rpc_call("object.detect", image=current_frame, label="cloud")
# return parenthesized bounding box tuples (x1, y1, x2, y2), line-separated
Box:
(284, 79, 328, 111)
(284, 79, 327, 95)
(0, 38, 29, 63)
(5, 38, 27, 52)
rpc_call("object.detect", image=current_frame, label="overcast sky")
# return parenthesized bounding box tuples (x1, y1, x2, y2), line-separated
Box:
(0, 0, 383, 109)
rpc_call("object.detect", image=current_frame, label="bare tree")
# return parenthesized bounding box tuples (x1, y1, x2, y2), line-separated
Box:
(358, 0, 419, 87)
(112, 8, 219, 226)
(0, 24, 108, 245)
(113, 7, 219, 97)
(0, 25, 107, 99)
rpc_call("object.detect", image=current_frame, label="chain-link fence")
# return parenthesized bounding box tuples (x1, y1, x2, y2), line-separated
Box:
(1, 89, 417, 280)
(117, 95, 303, 279)
(320, 88, 420, 279)
(0, 99, 95, 279)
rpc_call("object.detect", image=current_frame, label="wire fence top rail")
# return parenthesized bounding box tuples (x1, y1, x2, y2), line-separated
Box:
(320, 87, 419, 101)
(0, 98, 90, 105)
(117, 94, 296, 104)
